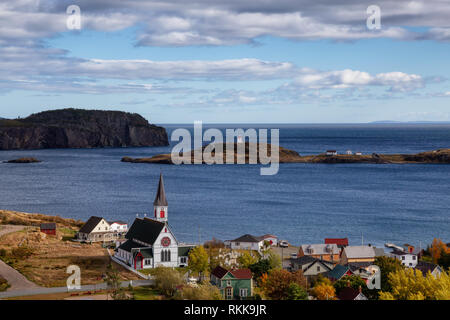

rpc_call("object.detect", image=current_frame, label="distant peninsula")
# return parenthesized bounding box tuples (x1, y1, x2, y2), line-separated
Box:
(0, 109, 169, 150)
(122, 143, 450, 164)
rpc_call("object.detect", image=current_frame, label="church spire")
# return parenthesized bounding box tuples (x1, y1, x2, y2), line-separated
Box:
(154, 173, 168, 206)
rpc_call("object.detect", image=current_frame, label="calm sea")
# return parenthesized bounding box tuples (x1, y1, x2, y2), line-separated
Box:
(1, 124, 449, 248)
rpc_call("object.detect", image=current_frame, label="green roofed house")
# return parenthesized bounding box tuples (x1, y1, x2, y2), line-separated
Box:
(210, 266, 253, 300)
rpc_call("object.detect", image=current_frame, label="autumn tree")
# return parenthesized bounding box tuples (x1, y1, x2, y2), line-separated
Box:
(379, 268, 450, 300)
(312, 282, 336, 300)
(259, 269, 307, 300)
(374, 256, 404, 293)
(430, 238, 448, 264)
(237, 251, 259, 268)
(287, 283, 308, 300)
(188, 246, 209, 280)
(153, 267, 184, 298)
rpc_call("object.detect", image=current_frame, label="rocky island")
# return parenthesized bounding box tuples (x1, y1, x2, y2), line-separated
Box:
(0, 109, 169, 150)
(122, 143, 450, 164)
(4, 157, 41, 163)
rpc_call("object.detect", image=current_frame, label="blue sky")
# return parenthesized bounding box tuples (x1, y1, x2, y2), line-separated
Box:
(1, 1, 450, 123)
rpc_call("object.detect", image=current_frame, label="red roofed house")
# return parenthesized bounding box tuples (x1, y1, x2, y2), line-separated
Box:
(40, 223, 56, 235)
(211, 266, 253, 300)
(325, 238, 349, 249)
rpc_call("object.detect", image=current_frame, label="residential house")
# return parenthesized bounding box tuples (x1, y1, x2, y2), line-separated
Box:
(115, 174, 194, 269)
(76, 216, 115, 242)
(389, 249, 418, 268)
(226, 234, 276, 252)
(340, 246, 375, 265)
(414, 261, 443, 278)
(210, 266, 253, 300)
(298, 244, 340, 263)
(337, 286, 368, 300)
(290, 256, 334, 279)
(109, 221, 128, 237)
(40, 223, 56, 235)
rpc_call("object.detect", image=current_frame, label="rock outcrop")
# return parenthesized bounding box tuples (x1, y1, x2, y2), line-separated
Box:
(0, 109, 168, 150)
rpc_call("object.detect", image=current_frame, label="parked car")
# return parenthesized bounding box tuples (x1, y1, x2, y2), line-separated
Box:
(279, 240, 289, 248)
(290, 253, 297, 259)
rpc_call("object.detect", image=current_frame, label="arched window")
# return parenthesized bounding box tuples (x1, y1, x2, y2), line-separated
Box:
(167, 250, 171, 262)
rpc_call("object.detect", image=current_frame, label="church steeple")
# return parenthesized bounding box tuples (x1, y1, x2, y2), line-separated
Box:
(153, 173, 168, 222)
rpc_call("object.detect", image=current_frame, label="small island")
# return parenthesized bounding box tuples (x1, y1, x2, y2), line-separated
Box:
(122, 143, 450, 164)
(5, 157, 41, 163)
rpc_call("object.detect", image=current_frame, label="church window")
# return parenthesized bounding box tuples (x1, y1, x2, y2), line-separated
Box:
(160, 210, 165, 218)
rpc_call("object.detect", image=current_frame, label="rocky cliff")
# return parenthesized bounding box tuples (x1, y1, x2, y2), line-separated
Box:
(0, 109, 169, 150)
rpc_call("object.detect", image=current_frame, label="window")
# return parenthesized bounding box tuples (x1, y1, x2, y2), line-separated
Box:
(317, 266, 320, 272)
(180, 257, 187, 264)
(412, 256, 416, 260)
(160, 210, 165, 218)
(226, 287, 233, 300)
(227, 280, 231, 287)
(239, 288, 248, 298)
(402, 256, 405, 260)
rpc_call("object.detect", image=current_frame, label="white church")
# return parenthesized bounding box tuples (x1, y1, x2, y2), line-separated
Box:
(115, 174, 194, 269)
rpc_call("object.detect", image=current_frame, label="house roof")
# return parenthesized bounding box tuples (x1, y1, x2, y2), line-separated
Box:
(325, 238, 348, 246)
(40, 223, 56, 230)
(291, 255, 318, 266)
(303, 260, 333, 273)
(133, 248, 153, 259)
(153, 173, 168, 206)
(414, 261, 441, 275)
(211, 266, 229, 279)
(118, 240, 148, 252)
(125, 217, 165, 245)
(338, 287, 365, 300)
(108, 221, 127, 225)
(78, 216, 105, 234)
(178, 246, 194, 257)
(343, 246, 375, 259)
(262, 234, 277, 239)
(326, 264, 351, 280)
(230, 269, 252, 279)
(211, 266, 252, 280)
(391, 249, 415, 256)
(373, 247, 386, 257)
(230, 234, 263, 243)
(301, 243, 340, 255)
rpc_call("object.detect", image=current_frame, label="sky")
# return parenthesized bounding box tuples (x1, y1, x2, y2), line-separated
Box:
(1, 0, 450, 123)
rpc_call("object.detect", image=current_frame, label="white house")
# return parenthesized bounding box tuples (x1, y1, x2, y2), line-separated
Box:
(389, 249, 418, 268)
(115, 174, 194, 269)
(109, 221, 128, 233)
(326, 150, 338, 156)
(76, 216, 115, 242)
(226, 234, 277, 252)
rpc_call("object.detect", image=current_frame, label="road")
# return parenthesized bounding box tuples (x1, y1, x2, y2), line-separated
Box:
(0, 225, 43, 292)
(0, 279, 154, 299)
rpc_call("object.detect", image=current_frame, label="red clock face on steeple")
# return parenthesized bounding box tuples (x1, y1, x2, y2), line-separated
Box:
(161, 237, 171, 247)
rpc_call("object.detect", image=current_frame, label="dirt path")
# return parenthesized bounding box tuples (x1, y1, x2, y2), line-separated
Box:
(0, 225, 42, 291)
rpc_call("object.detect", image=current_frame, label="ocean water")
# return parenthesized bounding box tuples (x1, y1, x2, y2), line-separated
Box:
(0, 124, 449, 248)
